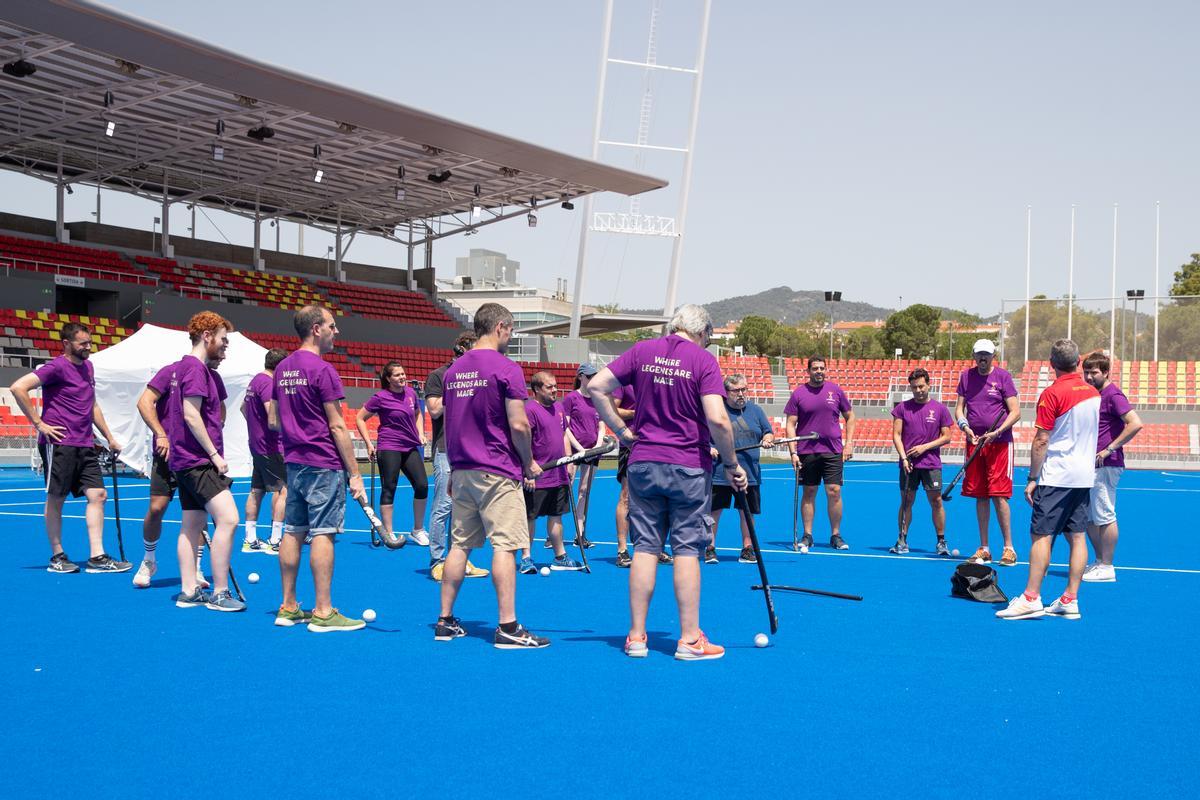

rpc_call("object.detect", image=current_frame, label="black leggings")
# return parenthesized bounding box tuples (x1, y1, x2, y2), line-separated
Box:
(376, 448, 428, 504)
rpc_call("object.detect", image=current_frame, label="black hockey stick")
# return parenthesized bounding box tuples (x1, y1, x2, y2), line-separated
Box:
(738, 488, 778, 634)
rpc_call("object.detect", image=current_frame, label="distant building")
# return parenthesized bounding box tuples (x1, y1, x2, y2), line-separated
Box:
(453, 248, 520, 288)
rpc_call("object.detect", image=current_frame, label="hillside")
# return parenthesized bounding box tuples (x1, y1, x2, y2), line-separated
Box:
(627, 286, 895, 326)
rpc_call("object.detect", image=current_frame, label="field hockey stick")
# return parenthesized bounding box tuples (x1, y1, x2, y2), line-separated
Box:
(564, 473, 591, 573)
(738, 488, 778, 634)
(752, 584, 863, 602)
(200, 528, 244, 602)
(734, 432, 820, 453)
(357, 492, 404, 549)
(105, 450, 126, 561)
(538, 436, 616, 470)
(369, 451, 377, 510)
(941, 410, 1007, 501)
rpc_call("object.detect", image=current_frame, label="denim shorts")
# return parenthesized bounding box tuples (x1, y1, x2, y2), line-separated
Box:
(626, 461, 713, 557)
(284, 464, 346, 536)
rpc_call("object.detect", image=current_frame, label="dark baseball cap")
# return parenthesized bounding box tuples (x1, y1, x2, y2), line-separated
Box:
(577, 363, 598, 376)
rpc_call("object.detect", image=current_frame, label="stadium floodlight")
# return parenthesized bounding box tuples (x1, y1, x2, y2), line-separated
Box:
(395, 187, 406, 201)
(104, 120, 116, 137)
(2, 59, 37, 78)
(313, 169, 324, 183)
(472, 205, 482, 219)
(527, 212, 538, 228)
(211, 144, 224, 161)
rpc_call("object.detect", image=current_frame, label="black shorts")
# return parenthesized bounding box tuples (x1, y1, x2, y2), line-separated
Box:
(710, 483, 761, 514)
(175, 464, 233, 512)
(899, 467, 943, 493)
(524, 484, 571, 519)
(39, 443, 104, 498)
(617, 447, 630, 484)
(150, 452, 176, 498)
(251, 452, 286, 492)
(799, 453, 843, 487)
(1030, 485, 1091, 537)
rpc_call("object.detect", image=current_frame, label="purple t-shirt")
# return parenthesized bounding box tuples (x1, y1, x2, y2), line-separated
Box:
(364, 387, 423, 452)
(607, 335, 726, 470)
(891, 398, 954, 470)
(275, 349, 346, 471)
(956, 367, 1017, 444)
(561, 389, 600, 449)
(443, 348, 528, 481)
(34, 356, 95, 447)
(526, 399, 568, 488)
(784, 381, 852, 455)
(147, 361, 177, 431)
(244, 372, 282, 456)
(168, 355, 227, 472)
(1097, 382, 1133, 468)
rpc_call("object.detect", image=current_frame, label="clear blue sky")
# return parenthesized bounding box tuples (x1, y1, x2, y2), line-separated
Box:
(2, 0, 1197, 318)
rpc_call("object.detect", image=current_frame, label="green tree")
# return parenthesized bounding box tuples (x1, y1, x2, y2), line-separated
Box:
(881, 304, 941, 359)
(1171, 254, 1200, 297)
(1003, 296, 1110, 370)
(845, 326, 885, 359)
(1156, 301, 1200, 359)
(734, 315, 779, 356)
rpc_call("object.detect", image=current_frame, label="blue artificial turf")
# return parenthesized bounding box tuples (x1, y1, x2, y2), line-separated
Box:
(1, 461, 1196, 798)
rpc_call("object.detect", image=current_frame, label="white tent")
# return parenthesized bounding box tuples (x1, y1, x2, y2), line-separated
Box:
(90, 324, 267, 478)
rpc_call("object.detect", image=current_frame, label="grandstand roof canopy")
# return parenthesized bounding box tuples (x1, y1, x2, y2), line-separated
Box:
(517, 313, 668, 337)
(0, 0, 666, 246)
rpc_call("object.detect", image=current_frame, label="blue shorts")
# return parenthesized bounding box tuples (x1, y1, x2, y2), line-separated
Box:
(284, 464, 346, 537)
(1030, 485, 1090, 537)
(626, 462, 713, 557)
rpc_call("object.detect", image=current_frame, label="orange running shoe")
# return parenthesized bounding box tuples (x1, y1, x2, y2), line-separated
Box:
(968, 547, 992, 564)
(999, 547, 1018, 566)
(675, 630, 725, 661)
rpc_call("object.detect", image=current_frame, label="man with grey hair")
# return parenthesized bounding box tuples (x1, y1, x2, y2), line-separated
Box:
(707, 373, 774, 564)
(591, 303, 747, 660)
(997, 339, 1099, 620)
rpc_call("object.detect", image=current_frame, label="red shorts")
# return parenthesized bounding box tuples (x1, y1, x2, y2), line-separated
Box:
(962, 441, 1013, 499)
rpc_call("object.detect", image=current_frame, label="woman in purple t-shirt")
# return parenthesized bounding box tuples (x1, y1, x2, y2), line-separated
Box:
(356, 361, 429, 544)
(561, 363, 605, 546)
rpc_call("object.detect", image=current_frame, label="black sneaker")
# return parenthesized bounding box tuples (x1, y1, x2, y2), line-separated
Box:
(799, 534, 814, 549)
(704, 546, 718, 564)
(577, 535, 594, 550)
(494, 624, 550, 649)
(47, 552, 80, 574)
(434, 616, 467, 641)
(616, 550, 632, 568)
(935, 539, 950, 556)
(657, 551, 674, 565)
(830, 535, 850, 551)
(85, 553, 133, 573)
(738, 546, 757, 563)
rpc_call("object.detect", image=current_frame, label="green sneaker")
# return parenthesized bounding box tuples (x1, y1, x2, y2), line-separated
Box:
(307, 608, 366, 633)
(274, 605, 313, 627)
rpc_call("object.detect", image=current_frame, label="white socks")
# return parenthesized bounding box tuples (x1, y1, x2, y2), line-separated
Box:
(270, 521, 283, 544)
(245, 521, 257, 543)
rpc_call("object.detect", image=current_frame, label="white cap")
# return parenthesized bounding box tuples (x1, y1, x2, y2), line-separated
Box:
(972, 338, 996, 355)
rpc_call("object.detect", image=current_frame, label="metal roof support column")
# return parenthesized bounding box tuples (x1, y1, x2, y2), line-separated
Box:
(55, 149, 65, 243)
(662, 0, 712, 320)
(334, 208, 343, 281)
(252, 191, 261, 270)
(406, 221, 414, 289)
(160, 168, 170, 257)
(569, 0, 614, 340)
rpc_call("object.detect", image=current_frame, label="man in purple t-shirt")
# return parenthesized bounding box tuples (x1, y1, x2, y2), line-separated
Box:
(592, 304, 747, 661)
(519, 371, 582, 574)
(274, 305, 366, 633)
(168, 311, 242, 612)
(436, 302, 548, 649)
(954, 339, 1021, 566)
(241, 348, 289, 555)
(132, 358, 187, 588)
(785, 356, 856, 550)
(10, 322, 126, 574)
(889, 368, 954, 556)
(1081, 351, 1143, 582)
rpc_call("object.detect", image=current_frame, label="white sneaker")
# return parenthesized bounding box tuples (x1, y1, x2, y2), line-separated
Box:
(409, 529, 430, 547)
(132, 559, 157, 588)
(1045, 596, 1081, 619)
(995, 594, 1044, 620)
(1082, 564, 1116, 583)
